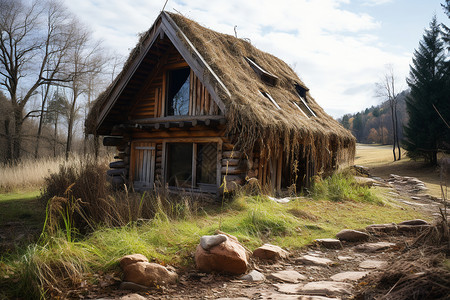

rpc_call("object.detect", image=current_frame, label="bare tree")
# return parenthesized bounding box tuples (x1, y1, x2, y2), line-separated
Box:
(376, 65, 401, 161)
(0, 0, 74, 161)
(63, 24, 104, 160)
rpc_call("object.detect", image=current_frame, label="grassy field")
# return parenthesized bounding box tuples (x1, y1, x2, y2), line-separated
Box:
(0, 148, 433, 299)
(355, 144, 444, 198)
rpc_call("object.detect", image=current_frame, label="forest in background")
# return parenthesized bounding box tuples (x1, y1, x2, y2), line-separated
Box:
(338, 90, 408, 145)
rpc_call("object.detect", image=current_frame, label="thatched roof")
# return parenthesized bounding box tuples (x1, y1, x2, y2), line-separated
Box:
(87, 11, 355, 166)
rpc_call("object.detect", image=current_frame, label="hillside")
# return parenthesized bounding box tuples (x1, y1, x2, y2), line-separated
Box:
(338, 90, 408, 144)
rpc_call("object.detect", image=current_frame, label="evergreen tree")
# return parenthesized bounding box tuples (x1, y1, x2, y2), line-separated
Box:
(404, 16, 449, 164)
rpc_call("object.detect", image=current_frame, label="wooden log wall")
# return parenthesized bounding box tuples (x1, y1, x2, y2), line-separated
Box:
(189, 70, 219, 116)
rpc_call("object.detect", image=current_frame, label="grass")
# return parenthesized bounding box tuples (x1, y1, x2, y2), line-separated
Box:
(0, 181, 426, 299)
(0, 191, 44, 249)
(0, 150, 434, 299)
(0, 156, 81, 193)
(355, 144, 444, 198)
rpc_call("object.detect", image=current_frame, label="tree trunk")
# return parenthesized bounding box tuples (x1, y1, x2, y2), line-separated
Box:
(65, 111, 74, 160)
(394, 102, 401, 160)
(389, 102, 397, 161)
(4, 118, 12, 163)
(34, 84, 51, 159)
(12, 109, 23, 162)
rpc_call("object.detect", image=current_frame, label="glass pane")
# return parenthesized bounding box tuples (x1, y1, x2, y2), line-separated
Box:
(196, 143, 217, 185)
(167, 143, 192, 187)
(167, 68, 190, 116)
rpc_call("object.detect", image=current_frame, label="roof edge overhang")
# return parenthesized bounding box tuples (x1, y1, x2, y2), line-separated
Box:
(95, 11, 230, 134)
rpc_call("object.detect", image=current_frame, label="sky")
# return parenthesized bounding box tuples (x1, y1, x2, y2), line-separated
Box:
(63, 0, 448, 118)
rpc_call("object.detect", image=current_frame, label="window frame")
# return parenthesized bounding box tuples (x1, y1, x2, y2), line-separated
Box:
(162, 63, 191, 117)
(163, 139, 221, 192)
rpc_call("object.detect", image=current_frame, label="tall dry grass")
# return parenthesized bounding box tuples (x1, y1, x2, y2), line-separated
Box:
(0, 157, 66, 193)
(0, 155, 112, 193)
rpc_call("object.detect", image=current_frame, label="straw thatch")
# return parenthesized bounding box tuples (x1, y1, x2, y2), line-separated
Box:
(87, 11, 355, 170)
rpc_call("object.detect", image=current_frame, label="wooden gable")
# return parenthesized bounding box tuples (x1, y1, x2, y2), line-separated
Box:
(95, 12, 229, 135)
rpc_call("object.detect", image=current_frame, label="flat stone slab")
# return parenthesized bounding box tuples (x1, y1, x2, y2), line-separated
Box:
(398, 219, 429, 226)
(274, 283, 304, 294)
(336, 229, 370, 242)
(354, 242, 396, 252)
(299, 281, 352, 297)
(366, 223, 397, 233)
(330, 271, 369, 282)
(359, 259, 387, 269)
(253, 243, 289, 260)
(297, 255, 333, 266)
(337, 255, 353, 261)
(119, 281, 149, 292)
(269, 270, 307, 283)
(120, 294, 147, 300)
(267, 289, 339, 300)
(239, 270, 265, 282)
(200, 234, 227, 250)
(315, 238, 343, 249)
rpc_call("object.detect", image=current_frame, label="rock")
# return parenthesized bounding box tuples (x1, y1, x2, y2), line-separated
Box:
(299, 281, 352, 297)
(200, 234, 227, 250)
(336, 229, 369, 242)
(359, 259, 387, 269)
(398, 219, 429, 226)
(119, 254, 149, 270)
(123, 262, 178, 287)
(216, 298, 250, 300)
(119, 281, 149, 292)
(120, 293, 147, 300)
(315, 238, 343, 249)
(351, 165, 370, 176)
(269, 288, 339, 300)
(274, 283, 304, 294)
(365, 223, 397, 233)
(195, 236, 248, 274)
(267, 196, 291, 203)
(354, 176, 377, 187)
(253, 244, 289, 260)
(354, 242, 396, 252)
(297, 255, 333, 266)
(330, 271, 369, 282)
(397, 224, 430, 233)
(337, 255, 353, 261)
(269, 270, 307, 283)
(239, 270, 265, 281)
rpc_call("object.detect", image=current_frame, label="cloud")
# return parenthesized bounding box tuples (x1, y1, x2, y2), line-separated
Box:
(63, 0, 412, 118)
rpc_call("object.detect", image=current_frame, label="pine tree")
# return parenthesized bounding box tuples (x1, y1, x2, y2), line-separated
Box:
(404, 16, 449, 165)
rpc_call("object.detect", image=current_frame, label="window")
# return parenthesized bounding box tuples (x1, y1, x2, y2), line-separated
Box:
(167, 143, 192, 187)
(166, 142, 217, 189)
(245, 57, 278, 86)
(166, 67, 190, 116)
(196, 143, 217, 185)
(260, 91, 281, 110)
(294, 83, 316, 117)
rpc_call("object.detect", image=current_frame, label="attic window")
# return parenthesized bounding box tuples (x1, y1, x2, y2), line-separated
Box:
(260, 91, 281, 110)
(245, 57, 278, 86)
(294, 83, 316, 117)
(166, 67, 190, 116)
(292, 101, 309, 118)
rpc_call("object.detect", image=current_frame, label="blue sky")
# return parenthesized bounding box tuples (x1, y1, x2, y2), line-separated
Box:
(63, 0, 449, 118)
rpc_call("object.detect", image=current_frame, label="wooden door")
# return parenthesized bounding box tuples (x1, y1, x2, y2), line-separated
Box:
(132, 142, 156, 190)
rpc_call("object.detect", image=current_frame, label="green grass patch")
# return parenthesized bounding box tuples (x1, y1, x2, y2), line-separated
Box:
(0, 190, 43, 227)
(310, 172, 382, 204)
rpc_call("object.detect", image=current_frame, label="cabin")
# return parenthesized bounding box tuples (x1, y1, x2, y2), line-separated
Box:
(86, 12, 355, 195)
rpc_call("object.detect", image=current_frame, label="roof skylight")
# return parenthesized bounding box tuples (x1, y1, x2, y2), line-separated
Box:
(245, 57, 278, 86)
(260, 91, 281, 110)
